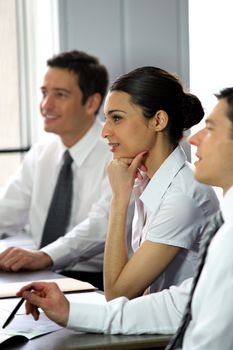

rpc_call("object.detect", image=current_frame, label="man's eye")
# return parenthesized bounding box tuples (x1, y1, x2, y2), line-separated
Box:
(57, 92, 68, 98)
(41, 90, 47, 97)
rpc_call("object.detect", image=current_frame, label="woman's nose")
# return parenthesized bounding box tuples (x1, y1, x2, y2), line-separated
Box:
(101, 121, 111, 139)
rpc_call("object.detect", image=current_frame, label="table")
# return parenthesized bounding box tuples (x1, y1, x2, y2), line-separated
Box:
(0, 271, 171, 350)
(3, 329, 171, 349)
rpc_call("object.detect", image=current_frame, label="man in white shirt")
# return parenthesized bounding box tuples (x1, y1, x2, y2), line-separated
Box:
(0, 50, 116, 290)
(18, 87, 233, 349)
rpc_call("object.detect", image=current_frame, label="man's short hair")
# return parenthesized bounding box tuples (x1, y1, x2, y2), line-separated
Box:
(215, 87, 233, 127)
(47, 50, 109, 114)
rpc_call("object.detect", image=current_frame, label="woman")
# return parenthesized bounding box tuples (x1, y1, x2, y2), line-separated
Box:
(102, 66, 219, 300)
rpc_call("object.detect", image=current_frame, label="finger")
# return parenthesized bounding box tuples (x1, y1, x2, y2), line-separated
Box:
(0, 248, 24, 270)
(17, 282, 43, 297)
(136, 169, 144, 180)
(9, 261, 24, 272)
(32, 307, 40, 321)
(108, 158, 133, 170)
(139, 163, 148, 172)
(9, 254, 31, 272)
(25, 300, 40, 320)
(1, 256, 21, 271)
(130, 151, 148, 172)
(0, 246, 15, 255)
(23, 290, 43, 309)
(0, 248, 14, 266)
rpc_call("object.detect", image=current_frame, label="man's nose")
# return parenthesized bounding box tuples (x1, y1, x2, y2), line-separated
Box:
(41, 95, 54, 112)
(188, 128, 205, 146)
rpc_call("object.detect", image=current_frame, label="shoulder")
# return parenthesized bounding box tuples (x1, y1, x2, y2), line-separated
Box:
(24, 136, 62, 164)
(85, 135, 112, 165)
(168, 162, 219, 214)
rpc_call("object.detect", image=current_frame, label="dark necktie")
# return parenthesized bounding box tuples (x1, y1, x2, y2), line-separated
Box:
(40, 150, 73, 248)
(165, 210, 224, 350)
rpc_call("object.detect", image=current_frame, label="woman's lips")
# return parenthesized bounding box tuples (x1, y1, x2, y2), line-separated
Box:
(109, 143, 120, 152)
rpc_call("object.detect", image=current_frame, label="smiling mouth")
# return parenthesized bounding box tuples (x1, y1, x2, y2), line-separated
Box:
(45, 115, 59, 120)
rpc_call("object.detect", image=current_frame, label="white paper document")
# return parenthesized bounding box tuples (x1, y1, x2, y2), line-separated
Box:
(0, 277, 96, 298)
(0, 312, 62, 345)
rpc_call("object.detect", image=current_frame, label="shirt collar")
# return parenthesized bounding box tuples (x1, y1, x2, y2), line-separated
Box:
(220, 186, 233, 223)
(139, 145, 187, 213)
(57, 118, 104, 167)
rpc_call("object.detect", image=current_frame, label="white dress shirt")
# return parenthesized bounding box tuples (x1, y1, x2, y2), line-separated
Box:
(132, 145, 219, 291)
(67, 185, 233, 349)
(0, 119, 113, 272)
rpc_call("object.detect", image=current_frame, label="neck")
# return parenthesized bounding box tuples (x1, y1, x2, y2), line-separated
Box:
(61, 119, 95, 148)
(146, 137, 177, 178)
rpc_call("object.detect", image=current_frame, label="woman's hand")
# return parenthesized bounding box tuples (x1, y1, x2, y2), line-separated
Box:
(107, 151, 148, 199)
(17, 281, 69, 327)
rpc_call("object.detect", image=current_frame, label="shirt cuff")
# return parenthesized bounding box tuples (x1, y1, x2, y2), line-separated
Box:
(67, 302, 108, 333)
(40, 240, 69, 269)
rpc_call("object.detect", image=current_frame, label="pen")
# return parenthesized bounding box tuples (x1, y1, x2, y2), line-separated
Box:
(2, 297, 25, 329)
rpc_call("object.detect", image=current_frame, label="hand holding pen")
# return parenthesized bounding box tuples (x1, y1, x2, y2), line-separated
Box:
(6, 281, 70, 328)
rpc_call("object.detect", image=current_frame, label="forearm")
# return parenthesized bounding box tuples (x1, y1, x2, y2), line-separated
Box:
(42, 210, 109, 269)
(104, 196, 130, 300)
(67, 282, 187, 335)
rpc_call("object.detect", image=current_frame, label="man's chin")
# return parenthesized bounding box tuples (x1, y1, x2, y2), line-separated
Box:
(44, 126, 57, 134)
(194, 172, 213, 187)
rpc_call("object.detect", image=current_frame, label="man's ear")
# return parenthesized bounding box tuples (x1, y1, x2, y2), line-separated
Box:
(85, 93, 102, 115)
(150, 110, 169, 131)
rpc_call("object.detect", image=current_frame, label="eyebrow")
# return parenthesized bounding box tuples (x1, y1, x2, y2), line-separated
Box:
(106, 109, 126, 115)
(40, 87, 71, 94)
(205, 118, 214, 126)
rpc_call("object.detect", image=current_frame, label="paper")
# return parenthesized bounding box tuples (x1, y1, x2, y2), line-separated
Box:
(66, 291, 106, 304)
(0, 312, 62, 345)
(0, 291, 105, 346)
(0, 291, 105, 345)
(0, 277, 96, 298)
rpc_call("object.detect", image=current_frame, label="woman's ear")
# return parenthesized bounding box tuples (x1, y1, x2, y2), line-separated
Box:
(150, 110, 169, 131)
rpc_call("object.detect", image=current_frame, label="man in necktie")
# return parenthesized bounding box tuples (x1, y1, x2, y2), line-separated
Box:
(19, 87, 233, 350)
(0, 51, 135, 290)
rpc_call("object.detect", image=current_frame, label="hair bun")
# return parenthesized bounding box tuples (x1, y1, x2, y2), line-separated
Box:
(182, 93, 204, 130)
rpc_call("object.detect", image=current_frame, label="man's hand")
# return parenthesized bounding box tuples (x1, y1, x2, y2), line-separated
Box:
(0, 248, 53, 271)
(17, 281, 69, 327)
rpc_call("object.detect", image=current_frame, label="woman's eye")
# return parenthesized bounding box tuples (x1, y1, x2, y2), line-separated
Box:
(113, 115, 122, 122)
(206, 126, 213, 132)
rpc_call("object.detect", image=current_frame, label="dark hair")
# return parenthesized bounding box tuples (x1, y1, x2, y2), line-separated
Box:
(47, 50, 109, 114)
(215, 87, 233, 126)
(110, 66, 204, 144)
